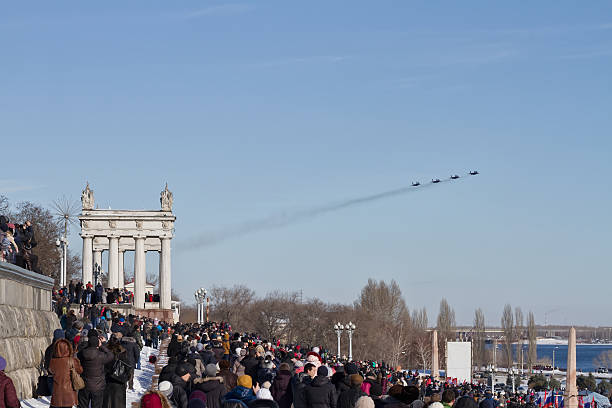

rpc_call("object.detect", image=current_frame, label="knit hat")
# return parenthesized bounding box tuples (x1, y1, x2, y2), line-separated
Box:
(205, 363, 218, 378)
(256, 388, 273, 400)
(237, 375, 252, 388)
(345, 362, 359, 375)
(176, 363, 192, 377)
(350, 374, 364, 386)
(189, 390, 207, 403)
(53, 329, 65, 341)
(355, 396, 375, 408)
(141, 393, 163, 408)
(188, 399, 206, 408)
(317, 366, 329, 377)
(88, 335, 99, 347)
(0, 355, 6, 371)
(158, 381, 173, 397)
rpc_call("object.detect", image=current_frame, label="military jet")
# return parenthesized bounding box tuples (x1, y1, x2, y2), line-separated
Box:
(469, 171, 479, 175)
(450, 175, 460, 179)
(412, 182, 420, 187)
(431, 179, 441, 183)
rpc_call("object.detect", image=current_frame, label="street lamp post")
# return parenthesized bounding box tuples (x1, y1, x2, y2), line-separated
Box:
(345, 322, 356, 361)
(194, 288, 207, 324)
(55, 237, 68, 287)
(333, 323, 344, 357)
(552, 346, 559, 385)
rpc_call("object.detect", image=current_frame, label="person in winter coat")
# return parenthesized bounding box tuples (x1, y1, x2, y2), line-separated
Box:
(218, 360, 237, 392)
(44, 329, 66, 393)
(223, 375, 256, 406)
(270, 363, 293, 408)
(304, 366, 337, 408)
(240, 349, 260, 382)
(194, 364, 226, 408)
(200, 344, 218, 366)
(337, 375, 366, 408)
(250, 381, 279, 408)
(170, 363, 193, 408)
(103, 336, 131, 408)
(48, 339, 83, 408)
(232, 348, 246, 377)
(77, 333, 115, 408)
(120, 334, 140, 390)
(292, 363, 317, 408)
(0, 355, 19, 408)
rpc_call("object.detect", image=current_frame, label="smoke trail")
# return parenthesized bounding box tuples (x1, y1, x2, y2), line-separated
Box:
(179, 175, 469, 251)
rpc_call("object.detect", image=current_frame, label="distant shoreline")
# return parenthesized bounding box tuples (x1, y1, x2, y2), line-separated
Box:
(511, 339, 612, 346)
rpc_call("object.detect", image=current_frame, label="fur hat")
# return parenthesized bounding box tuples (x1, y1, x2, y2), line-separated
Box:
(317, 366, 329, 377)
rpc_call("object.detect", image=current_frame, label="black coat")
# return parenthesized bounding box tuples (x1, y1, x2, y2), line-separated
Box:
(337, 387, 366, 408)
(121, 337, 140, 368)
(77, 344, 115, 392)
(171, 374, 191, 408)
(194, 377, 226, 408)
(249, 400, 280, 408)
(304, 376, 337, 408)
(241, 356, 260, 381)
(331, 373, 350, 398)
(292, 373, 312, 408)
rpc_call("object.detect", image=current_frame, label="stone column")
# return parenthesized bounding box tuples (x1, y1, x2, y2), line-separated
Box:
(432, 330, 440, 380)
(93, 250, 102, 271)
(82, 235, 93, 284)
(159, 237, 172, 310)
(565, 327, 578, 408)
(108, 237, 119, 289)
(118, 250, 125, 289)
(133, 237, 146, 308)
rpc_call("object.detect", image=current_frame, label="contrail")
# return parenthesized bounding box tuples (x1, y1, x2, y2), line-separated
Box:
(178, 173, 474, 251)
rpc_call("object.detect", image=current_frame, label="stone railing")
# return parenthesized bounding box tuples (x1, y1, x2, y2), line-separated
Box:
(0, 262, 59, 399)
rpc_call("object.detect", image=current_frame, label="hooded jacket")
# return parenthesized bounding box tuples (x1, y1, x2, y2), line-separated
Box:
(223, 385, 257, 405)
(0, 371, 19, 408)
(270, 369, 293, 408)
(48, 339, 83, 408)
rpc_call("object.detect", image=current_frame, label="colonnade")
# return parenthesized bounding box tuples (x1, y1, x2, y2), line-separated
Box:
(81, 235, 172, 309)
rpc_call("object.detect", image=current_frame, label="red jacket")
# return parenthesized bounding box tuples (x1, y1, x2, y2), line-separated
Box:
(0, 371, 19, 408)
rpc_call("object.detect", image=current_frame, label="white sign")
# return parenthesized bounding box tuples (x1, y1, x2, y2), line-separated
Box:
(446, 341, 472, 383)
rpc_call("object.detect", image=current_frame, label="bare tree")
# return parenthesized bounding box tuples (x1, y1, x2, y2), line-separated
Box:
(437, 298, 456, 368)
(515, 307, 524, 342)
(355, 279, 412, 365)
(527, 311, 537, 372)
(209, 284, 256, 329)
(0, 195, 8, 214)
(411, 307, 428, 330)
(501, 304, 514, 368)
(413, 331, 432, 370)
(473, 308, 486, 369)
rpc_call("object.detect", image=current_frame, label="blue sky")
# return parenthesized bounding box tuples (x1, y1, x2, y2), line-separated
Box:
(2, 1, 611, 326)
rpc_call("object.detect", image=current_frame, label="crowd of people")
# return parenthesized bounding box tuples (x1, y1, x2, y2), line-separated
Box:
(137, 322, 542, 408)
(54, 280, 135, 307)
(0, 215, 37, 270)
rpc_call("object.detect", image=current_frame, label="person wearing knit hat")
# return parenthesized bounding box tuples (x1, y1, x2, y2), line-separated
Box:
(237, 375, 252, 389)
(222, 375, 256, 407)
(344, 362, 359, 375)
(0, 354, 18, 408)
(140, 391, 172, 408)
(355, 396, 375, 408)
(158, 380, 174, 399)
(204, 363, 218, 378)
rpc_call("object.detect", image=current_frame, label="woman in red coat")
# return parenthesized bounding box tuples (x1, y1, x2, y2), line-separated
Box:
(48, 338, 83, 408)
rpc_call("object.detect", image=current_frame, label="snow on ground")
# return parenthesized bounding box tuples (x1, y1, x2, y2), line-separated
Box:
(21, 346, 159, 408)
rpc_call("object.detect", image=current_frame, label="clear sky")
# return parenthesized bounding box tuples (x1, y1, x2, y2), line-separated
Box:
(2, 1, 611, 326)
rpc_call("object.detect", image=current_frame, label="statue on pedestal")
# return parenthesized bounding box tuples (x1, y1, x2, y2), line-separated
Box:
(160, 183, 173, 211)
(81, 183, 94, 210)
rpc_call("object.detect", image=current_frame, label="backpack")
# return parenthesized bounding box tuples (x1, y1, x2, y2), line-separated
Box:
(109, 358, 132, 383)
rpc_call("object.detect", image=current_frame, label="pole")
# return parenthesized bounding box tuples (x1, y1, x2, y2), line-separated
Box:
(59, 245, 65, 287)
(206, 297, 209, 322)
(337, 332, 341, 357)
(348, 330, 353, 361)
